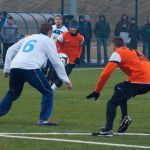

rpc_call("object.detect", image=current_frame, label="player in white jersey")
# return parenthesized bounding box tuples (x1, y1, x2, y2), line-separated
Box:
(44, 15, 68, 79)
(0, 22, 72, 125)
(51, 15, 68, 42)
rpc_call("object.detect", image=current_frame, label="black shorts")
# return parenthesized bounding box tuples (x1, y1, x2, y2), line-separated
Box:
(114, 81, 150, 100)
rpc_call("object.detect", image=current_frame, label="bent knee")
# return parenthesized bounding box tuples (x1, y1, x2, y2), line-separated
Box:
(8, 90, 21, 101)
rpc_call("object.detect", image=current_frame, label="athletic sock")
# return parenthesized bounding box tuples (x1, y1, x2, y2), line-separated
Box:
(51, 83, 58, 92)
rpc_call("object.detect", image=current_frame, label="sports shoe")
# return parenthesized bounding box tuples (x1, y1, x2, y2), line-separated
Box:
(118, 116, 131, 133)
(92, 128, 113, 136)
(37, 120, 58, 126)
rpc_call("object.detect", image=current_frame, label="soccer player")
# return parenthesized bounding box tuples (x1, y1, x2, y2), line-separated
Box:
(86, 37, 150, 136)
(0, 22, 72, 125)
(50, 20, 84, 91)
(52, 15, 68, 42)
(44, 15, 68, 75)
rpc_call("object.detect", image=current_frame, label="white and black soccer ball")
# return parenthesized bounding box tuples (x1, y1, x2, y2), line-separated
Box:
(59, 53, 69, 66)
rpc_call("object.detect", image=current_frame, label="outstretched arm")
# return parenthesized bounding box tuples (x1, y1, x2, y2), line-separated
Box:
(95, 62, 118, 93)
(86, 62, 118, 100)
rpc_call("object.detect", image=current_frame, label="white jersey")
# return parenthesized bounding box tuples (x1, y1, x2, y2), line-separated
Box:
(52, 25, 68, 42)
(4, 33, 70, 83)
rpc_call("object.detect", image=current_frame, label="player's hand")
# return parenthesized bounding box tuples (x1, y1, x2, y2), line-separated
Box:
(86, 91, 100, 101)
(66, 81, 72, 90)
(74, 58, 80, 65)
(3, 72, 9, 78)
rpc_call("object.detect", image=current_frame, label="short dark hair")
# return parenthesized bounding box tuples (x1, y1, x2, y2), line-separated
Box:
(55, 14, 62, 19)
(113, 37, 124, 48)
(8, 16, 13, 20)
(40, 22, 52, 35)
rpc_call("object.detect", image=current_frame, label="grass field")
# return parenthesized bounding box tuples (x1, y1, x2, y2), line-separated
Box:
(0, 68, 149, 150)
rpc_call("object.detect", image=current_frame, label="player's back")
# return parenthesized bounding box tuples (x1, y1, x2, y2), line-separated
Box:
(11, 34, 53, 70)
(116, 47, 150, 84)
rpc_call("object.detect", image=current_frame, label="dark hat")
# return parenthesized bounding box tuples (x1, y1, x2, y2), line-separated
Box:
(69, 20, 78, 29)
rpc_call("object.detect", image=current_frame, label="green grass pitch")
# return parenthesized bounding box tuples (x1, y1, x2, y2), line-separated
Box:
(0, 68, 149, 150)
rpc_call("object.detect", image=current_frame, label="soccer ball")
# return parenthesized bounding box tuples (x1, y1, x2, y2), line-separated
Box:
(59, 53, 69, 66)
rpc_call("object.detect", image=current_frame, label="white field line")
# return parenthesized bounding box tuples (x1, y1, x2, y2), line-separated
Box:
(0, 134, 149, 149)
(0, 132, 90, 135)
(0, 132, 150, 136)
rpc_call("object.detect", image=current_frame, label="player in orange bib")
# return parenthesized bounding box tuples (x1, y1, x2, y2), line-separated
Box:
(50, 20, 84, 91)
(86, 37, 150, 136)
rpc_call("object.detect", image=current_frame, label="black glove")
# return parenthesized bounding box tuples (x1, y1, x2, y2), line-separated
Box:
(86, 91, 100, 101)
(74, 58, 80, 65)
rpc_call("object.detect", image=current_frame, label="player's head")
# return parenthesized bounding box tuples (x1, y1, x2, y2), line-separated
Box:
(54, 15, 63, 27)
(69, 20, 78, 35)
(112, 37, 124, 50)
(40, 22, 52, 37)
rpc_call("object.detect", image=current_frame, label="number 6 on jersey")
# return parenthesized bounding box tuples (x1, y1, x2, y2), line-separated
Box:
(22, 40, 37, 52)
